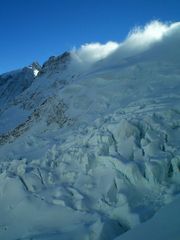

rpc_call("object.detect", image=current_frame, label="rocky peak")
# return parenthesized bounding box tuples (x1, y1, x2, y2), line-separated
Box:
(28, 61, 42, 76)
(41, 51, 71, 73)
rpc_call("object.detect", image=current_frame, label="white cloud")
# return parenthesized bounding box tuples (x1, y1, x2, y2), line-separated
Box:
(70, 21, 180, 69)
(126, 21, 168, 47)
(71, 41, 119, 63)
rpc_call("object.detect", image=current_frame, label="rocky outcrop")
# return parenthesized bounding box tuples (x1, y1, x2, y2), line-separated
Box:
(41, 51, 71, 74)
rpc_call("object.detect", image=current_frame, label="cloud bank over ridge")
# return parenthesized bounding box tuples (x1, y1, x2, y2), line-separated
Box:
(71, 21, 180, 66)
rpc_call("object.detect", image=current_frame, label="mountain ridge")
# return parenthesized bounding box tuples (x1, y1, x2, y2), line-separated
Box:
(0, 21, 180, 240)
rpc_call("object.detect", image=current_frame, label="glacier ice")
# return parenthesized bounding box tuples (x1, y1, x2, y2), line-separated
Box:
(0, 21, 180, 240)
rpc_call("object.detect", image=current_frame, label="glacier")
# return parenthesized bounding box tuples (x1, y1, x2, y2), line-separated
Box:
(0, 21, 180, 240)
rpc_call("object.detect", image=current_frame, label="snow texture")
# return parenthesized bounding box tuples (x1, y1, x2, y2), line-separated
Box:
(0, 21, 180, 240)
(115, 195, 180, 240)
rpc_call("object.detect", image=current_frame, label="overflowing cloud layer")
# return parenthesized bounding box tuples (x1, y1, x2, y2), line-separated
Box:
(72, 42, 119, 63)
(71, 21, 180, 66)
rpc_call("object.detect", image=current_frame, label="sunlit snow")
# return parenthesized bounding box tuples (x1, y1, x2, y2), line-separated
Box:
(0, 21, 180, 240)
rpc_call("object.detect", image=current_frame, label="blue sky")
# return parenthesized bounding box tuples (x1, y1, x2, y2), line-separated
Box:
(0, 0, 180, 73)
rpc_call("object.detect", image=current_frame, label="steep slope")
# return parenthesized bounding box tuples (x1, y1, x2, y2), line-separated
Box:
(0, 64, 41, 135)
(115, 195, 180, 240)
(0, 21, 180, 240)
(0, 67, 34, 108)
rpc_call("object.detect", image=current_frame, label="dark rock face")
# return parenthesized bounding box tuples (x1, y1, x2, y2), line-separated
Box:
(41, 51, 71, 73)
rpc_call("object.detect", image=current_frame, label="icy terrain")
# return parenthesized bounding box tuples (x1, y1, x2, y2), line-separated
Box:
(115, 195, 180, 240)
(0, 21, 180, 240)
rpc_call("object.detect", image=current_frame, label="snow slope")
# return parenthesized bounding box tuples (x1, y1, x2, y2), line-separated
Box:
(115, 195, 180, 240)
(0, 21, 180, 240)
(0, 64, 40, 134)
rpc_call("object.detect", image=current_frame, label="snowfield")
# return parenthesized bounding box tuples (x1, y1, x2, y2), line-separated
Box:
(115, 195, 180, 240)
(0, 21, 180, 240)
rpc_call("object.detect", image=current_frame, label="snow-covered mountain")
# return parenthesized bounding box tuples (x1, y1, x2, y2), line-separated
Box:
(0, 67, 35, 108)
(0, 21, 180, 240)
